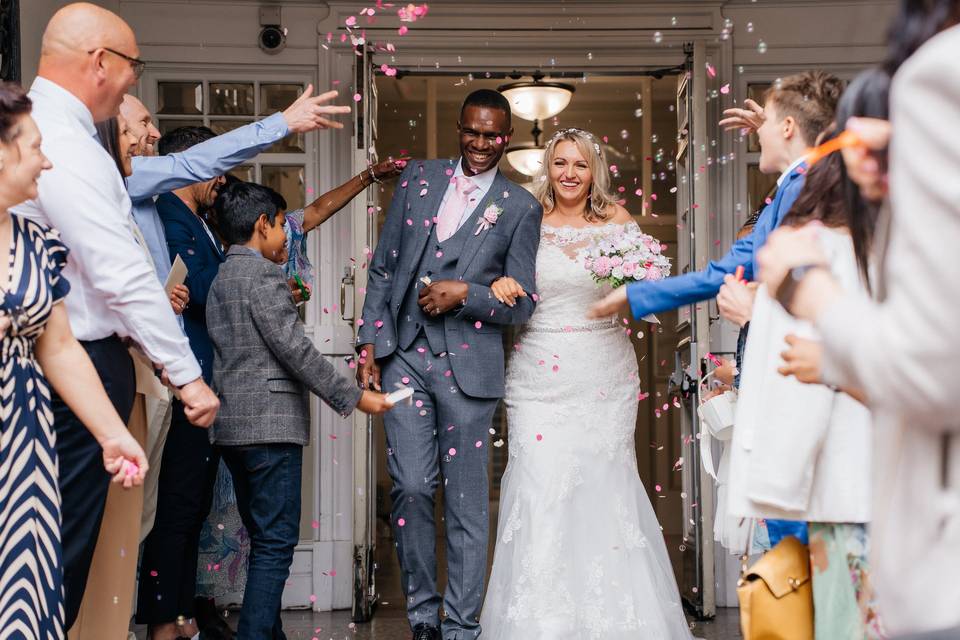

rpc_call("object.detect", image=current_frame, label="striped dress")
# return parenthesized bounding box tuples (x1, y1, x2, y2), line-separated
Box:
(0, 215, 70, 639)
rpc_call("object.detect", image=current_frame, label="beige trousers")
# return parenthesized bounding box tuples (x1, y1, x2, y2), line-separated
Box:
(68, 393, 147, 640)
(68, 352, 173, 640)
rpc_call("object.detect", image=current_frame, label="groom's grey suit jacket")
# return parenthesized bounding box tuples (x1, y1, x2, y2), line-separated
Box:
(357, 158, 542, 398)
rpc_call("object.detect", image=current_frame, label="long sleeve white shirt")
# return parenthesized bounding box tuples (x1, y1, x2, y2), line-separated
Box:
(12, 77, 201, 386)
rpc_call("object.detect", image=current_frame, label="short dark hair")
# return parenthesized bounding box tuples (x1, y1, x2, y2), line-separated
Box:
(460, 89, 511, 125)
(95, 117, 125, 177)
(263, 186, 287, 212)
(0, 81, 32, 143)
(158, 125, 216, 155)
(214, 180, 282, 245)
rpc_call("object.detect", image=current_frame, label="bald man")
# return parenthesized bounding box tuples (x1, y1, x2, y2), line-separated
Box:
(12, 3, 220, 629)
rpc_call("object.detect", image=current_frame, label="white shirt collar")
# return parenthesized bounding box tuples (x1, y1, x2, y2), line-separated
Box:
(452, 157, 498, 193)
(30, 76, 97, 138)
(777, 155, 806, 186)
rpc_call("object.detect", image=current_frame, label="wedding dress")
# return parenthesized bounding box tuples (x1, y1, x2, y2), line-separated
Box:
(479, 222, 693, 640)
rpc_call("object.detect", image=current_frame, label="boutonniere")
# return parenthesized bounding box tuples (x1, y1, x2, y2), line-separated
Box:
(474, 203, 504, 235)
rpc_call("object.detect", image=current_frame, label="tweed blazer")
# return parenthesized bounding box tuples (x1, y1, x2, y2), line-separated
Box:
(357, 158, 542, 398)
(207, 245, 362, 446)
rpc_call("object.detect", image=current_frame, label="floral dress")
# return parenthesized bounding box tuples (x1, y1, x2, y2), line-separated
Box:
(0, 216, 70, 638)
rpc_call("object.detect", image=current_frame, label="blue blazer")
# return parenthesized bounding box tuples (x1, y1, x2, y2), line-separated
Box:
(627, 164, 807, 319)
(357, 159, 543, 398)
(157, 191, 225, 383)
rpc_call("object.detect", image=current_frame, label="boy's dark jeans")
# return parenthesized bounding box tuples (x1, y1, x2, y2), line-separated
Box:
(221, 443, 303, 640)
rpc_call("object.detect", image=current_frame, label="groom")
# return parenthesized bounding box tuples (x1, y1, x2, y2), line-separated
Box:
(356, 89, 541, 640)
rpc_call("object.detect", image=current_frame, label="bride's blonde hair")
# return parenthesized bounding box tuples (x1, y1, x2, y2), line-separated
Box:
(532, 128, 618, 223)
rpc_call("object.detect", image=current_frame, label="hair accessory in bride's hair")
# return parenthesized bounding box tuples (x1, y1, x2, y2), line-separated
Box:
(549, 127, 602, 158)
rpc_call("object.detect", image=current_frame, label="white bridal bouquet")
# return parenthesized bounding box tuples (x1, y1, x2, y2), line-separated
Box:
(581, 225, 672, 289)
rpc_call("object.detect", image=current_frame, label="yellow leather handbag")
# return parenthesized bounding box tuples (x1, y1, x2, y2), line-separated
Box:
(737, 531, 814, 640)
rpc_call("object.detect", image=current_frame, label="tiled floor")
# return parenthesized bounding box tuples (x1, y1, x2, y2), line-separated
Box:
(218, 605, 742, 639)
(134, 606, 741, 640)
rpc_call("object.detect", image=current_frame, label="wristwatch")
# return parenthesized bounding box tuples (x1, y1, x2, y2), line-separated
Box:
(774, 264, 828, 312)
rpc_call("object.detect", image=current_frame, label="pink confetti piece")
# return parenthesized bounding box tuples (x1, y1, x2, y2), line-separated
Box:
(397, 517, 406, 526)
(475, 441, 482, 448)
(474, 321, 482, 329)
(706, 62, 716, 77)
(353, 93, 362, 102)
(720, 83, 731, 94)
(398, 25, 409, 35)
(448, 447, 457, 456)
(345, 15, 357, 26)
(419, 188, 428, 197)
(535, 433, 543, 441)
(655, 484, 662, 492)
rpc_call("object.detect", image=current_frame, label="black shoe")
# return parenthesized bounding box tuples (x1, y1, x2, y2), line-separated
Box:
(194, 597, 236, 640)
(412, 623, 441, 640)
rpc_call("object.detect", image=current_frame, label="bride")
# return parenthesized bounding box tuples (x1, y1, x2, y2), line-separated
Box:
(479, 128, 693, 639)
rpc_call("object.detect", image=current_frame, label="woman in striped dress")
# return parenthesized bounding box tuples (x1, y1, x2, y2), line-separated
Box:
(0, 82, 148, 638)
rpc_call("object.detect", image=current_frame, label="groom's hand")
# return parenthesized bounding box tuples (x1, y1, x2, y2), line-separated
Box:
(418, 281, 469, 316)
(356, 344, 381, 391)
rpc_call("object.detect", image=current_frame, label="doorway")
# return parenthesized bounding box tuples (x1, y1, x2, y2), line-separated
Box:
(365, 70, 688, 618)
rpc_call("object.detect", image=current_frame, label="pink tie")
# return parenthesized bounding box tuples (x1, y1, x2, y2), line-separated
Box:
(436, 176, 477, 242)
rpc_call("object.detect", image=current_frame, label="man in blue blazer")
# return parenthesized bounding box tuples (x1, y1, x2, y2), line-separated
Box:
(356, 90, 542, 640)
(136, 126, 228, 639)
(590, 71, 843, 323)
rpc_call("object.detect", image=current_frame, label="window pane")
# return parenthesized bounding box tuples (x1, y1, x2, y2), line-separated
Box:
(210, 83, 255, 116)
(747, 163, 779, 215)
(158, 82, 202, 115)
(157, 118, 203, 136)
(746, 83, 770, 153)
(260, 83, 303, 115)
(229, 165, 254, 183)
(262, 165, 305, 211)
(266, 133, 305, 154)
(209, 119, 249, 136)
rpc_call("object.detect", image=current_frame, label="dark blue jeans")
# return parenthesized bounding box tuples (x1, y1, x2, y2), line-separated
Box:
(220, 443, 303, 640)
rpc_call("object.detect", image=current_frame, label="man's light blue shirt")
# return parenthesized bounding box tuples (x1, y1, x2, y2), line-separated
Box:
(127, 112, 288, 283)
(626, 162, 808, 319)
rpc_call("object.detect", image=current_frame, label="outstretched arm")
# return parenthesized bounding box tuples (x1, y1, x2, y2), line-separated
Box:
(300, 159, 406, 232)
(127, 113, 288, 200)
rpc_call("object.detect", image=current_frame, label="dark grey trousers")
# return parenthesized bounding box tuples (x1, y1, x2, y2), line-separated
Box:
(381, 336, 498, 640)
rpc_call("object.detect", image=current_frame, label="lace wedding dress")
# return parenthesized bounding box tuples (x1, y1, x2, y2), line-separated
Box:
(479, 223, 693, 640)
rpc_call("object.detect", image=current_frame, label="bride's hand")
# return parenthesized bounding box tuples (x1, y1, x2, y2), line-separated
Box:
(587, 286, 629, 319)
(491, 277, 526, 307)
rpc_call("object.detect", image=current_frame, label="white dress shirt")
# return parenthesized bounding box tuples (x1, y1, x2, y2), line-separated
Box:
(12, 77, 201, 386)
(436, 158, 499, 231)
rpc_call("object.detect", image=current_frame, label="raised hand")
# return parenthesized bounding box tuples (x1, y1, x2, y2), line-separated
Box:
(370, 158, 408, 183)
(719, 98, 765, 134)
(491, 276, 526, 307)
(842, 117, 891, 202)
(282, 84, 352, 133)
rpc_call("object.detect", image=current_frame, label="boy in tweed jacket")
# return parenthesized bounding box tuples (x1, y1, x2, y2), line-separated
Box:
(206, 181, 391, 638)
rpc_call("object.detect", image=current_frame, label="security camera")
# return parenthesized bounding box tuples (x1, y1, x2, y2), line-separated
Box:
(258, 7, 286, 54)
